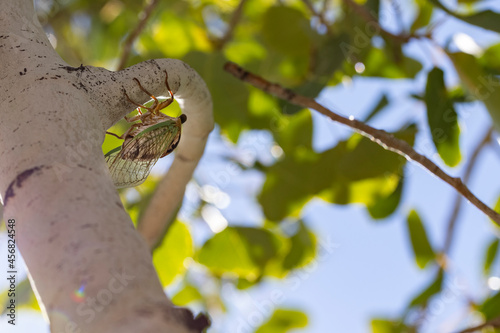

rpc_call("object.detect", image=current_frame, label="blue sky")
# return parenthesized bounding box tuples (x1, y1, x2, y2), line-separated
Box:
(2, 1, 500, 332)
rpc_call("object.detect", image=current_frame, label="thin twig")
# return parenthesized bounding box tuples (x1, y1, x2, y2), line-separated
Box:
(443, 127, 493, 254)
(456, 315, 500, 333)
(223, 61, 500, 225)
(213, 0, 248, 50)
(116, 0, 159, 71)
(342, 0, 429, 43)
(300, 0, 331, 34)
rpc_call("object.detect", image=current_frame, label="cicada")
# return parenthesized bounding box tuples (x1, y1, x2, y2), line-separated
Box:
(105, 71, 187, 188)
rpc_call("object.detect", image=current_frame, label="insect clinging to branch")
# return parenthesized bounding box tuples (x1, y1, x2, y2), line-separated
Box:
(105, 71, 187, 188)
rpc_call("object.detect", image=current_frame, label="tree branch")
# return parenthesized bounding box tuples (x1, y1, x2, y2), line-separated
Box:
(342, 0, 429, 43)
(300, 0, 331, 34)
(82, 59, 214, 249)
(0, 0, 211, 331)
(213, 0, 248, 50)
(456, 315, 500, 333)
(442, 127, 493, 254)
(116, 0, 159, 71)
(223, 61, 500, 225)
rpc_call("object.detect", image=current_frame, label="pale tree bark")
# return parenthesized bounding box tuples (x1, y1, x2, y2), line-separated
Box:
(0, 0, 213, 332)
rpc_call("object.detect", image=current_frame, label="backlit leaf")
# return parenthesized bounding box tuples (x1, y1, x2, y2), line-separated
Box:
(371, 318, 415, 333)
(429, 0, 500, 33)
(197, 227, 280, 280)
(255, 309, 308, 333)
(172, 284, 203, 306)
(424, 67, 461, 167)
(406, 210, 435, 269)
(448, 53, 500, 131)
(261, 6, 312, 56)
(484, 238, 499, 275)
(153, 220, 193, 287)
(408, 270, 443, 307)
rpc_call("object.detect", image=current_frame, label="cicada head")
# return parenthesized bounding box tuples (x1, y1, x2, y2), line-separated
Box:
(161, 114, 186, 158)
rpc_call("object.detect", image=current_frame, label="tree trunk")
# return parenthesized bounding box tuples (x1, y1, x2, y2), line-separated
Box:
(0, 1, 213, 332)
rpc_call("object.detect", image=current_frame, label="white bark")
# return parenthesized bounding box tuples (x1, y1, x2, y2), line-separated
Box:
(0, 1, 213, 332)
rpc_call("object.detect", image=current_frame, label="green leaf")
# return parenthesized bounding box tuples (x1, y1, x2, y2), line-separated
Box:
(448, 52, 500, 132)
(282, 221, 316, 270)
(406, 210, 435, 269)
(255, 309, 308, 333)
(408, 270, 443, 307)
(371, 318, 414, 333)
(362, 48, 423, 79)
(428, 0, 500, 33)
(491, 195, 500, 230)
(424, 67, 461, 167)
(197, 227, 280, 280)
(184, 51, 249, 142)
(363, 93, 389, 123)
(171, 284, 203, 306)
(262, 6, 312, 56)
(260, 120, 416, 221)
(411, 0, 434, 32)
(153, 220, 193, 287)
(151, 12, 192, 58)
(364, 0, 380, 19)
(1, 278, 40, 315)
(479, 291, 500, 320)
(281, 33, 350, 114)
(367, 176, 404, 220)
(274, 109, 313, 154)
(484, 238, 500, 275)
(480, 43, 500, 74)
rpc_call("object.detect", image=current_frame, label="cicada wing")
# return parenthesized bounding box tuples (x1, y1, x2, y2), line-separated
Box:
(105, 120, 180, 188)
(105, 148, 155, 188)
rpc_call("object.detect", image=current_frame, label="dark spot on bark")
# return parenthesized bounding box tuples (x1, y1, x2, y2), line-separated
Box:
(60, 64, 85, 73)
(48, 233, 59, 243)
(4, 186, 15, 206)
(36, 77, 46, 81)
(173, 307, 211, 332)
(24, 68, 27, 72)
(71, 82, 88, 92)
(176, 153, 192, 163)
(284, 88, 296, 100)
(70, 241, 81, 252)
(136, 308, 154, 318)
(12, 127, 19, 133)
(81, 224, 93, 229)
(4, 166, 46, 206)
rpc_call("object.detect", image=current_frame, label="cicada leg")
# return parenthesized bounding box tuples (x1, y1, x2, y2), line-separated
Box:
(106, 131, 123, 139)
(131, 78, 161, 114)
(124, 89, 156, 114)
(124, 114, 142, 123)
(157, 70, 175, 110)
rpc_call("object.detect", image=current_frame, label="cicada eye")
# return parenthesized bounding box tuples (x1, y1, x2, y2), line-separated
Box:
(180, 114, 187, 124)
(168, 134, 181, 153)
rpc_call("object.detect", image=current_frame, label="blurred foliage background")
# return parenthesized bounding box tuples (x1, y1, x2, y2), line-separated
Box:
(3, 0, 500, 332)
